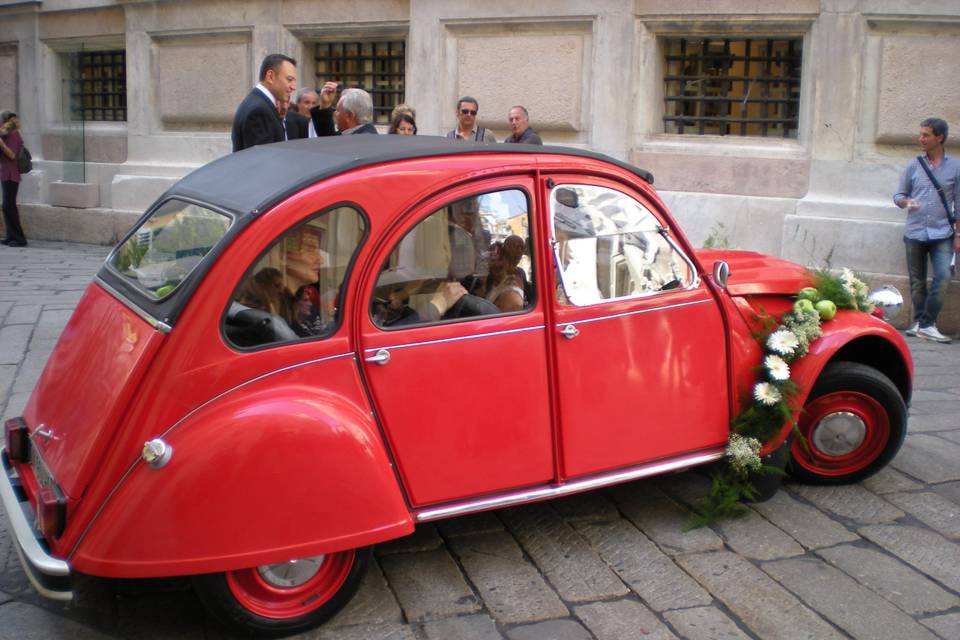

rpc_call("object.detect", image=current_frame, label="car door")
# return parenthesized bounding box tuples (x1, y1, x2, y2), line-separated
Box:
(546, 177, 729, 479)
(358, 178, 554, 507)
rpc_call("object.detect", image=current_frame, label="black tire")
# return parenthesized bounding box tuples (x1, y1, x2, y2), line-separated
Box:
(192, 547, 371, 638)
(788, 362, 907, 485)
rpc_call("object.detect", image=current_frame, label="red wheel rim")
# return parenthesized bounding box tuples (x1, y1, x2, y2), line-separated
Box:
(225, 550, 355, 619)
(792, 391, 890, 477)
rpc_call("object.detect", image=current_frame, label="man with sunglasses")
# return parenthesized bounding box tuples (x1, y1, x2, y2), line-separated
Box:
(446, 96, 496, 143)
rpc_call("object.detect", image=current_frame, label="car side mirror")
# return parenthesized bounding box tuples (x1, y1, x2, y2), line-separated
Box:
(712, 260, 730, 289)
(555, 187, 579, 209)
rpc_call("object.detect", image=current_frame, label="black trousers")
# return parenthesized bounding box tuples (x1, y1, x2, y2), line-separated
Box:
(1, 180, 25, 244)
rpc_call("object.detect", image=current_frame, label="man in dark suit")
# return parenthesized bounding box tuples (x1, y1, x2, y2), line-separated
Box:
(231, 53, 298, 152)
(281, 98, 310, 140)
(310, 83, 378, 136)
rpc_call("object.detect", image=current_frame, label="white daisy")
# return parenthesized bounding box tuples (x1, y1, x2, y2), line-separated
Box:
(764, 354, 790, 381)
(766, 329, 799, 356)
(753, 382, 782, 406)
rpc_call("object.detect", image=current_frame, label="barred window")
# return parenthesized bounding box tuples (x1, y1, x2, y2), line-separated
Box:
(663, 37, 801, 137)
(67, 50, 127, 122)
(314, 41, 405, 125)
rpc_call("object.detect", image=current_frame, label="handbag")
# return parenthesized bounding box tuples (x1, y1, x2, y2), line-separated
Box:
(916, 155, 954, 223)
(16, 145, 32, 174)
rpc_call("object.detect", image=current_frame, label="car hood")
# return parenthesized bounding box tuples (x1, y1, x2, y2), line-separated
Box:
(697, 249, 813, 296)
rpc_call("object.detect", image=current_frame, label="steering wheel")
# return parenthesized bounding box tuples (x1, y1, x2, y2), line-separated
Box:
(442, 294, 500, 320)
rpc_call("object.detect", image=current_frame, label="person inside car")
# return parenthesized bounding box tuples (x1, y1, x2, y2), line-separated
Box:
(477, 238, 525, 312)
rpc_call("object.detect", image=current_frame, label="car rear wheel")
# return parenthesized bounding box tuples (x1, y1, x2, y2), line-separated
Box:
(192, 547, 370, 637)
(789, 362, 906, 485)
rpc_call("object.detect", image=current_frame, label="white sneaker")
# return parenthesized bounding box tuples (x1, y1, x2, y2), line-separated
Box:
(917, 325, 952, 343)
(905, 322, 919, 337)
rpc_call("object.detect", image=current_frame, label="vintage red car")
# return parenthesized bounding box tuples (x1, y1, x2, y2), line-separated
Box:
(1, 136, 911, 636)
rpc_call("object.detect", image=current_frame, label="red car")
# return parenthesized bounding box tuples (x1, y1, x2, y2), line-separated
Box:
(1, 137, 911, 637)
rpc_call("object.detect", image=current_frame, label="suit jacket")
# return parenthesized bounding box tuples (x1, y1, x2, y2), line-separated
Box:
(309, 106, 379, 136)
(231, 89, 285, 152)
(284, 110, 310, 140)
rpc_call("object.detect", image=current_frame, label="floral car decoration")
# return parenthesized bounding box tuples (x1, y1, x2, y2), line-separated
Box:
(0, 136, 911, 637)
(690, 269, 885, 526)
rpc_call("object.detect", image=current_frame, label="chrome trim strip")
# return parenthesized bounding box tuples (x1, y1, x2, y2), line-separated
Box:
(415, 449, 724, 522)
(364, 324, 544, 353)
(0, 448, 72, 589)
(557, 298, 711, 328)
(95, 277, 173, 334)
(69, 351, 356, 560)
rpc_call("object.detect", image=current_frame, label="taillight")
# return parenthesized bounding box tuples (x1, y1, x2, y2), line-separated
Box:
(3, 417, 30, 462)
(37, 485, 67, 539)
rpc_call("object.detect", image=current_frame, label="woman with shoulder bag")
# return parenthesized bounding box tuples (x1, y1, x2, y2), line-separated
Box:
(0, 110, 27, 247)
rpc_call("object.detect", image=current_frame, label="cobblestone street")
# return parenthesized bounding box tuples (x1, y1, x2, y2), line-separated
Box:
(1, 241, 959, 640)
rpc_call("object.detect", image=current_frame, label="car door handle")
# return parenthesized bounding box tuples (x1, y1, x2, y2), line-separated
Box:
(560, 324, 580, 340)
(364, 349, 391, 366)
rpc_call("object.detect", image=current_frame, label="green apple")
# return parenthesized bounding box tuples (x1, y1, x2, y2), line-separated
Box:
(815, 299, 837, 321)
(155, 284, 175, 298)
(793, 298, 815, 315)
(798, 287, 821, 302)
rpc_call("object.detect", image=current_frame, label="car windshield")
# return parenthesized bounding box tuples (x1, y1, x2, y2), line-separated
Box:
(109, 199, 232, 299)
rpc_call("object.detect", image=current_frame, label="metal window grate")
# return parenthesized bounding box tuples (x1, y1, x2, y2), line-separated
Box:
(67, 50, 127, 122)
(315, 41, 405, 125)
(663, 37, 801, 137)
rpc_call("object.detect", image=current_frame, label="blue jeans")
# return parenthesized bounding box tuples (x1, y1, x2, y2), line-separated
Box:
(904, 236, 954, 328)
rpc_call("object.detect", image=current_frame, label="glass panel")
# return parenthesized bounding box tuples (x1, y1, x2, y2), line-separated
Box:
(225, 207, 366, 348)
(551, 185, 694, 306)
(110, 200, 232, 299)
(372, 189, 533, 328)
(67, 49, 127, 123)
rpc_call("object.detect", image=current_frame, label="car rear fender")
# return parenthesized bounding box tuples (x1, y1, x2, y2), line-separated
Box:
(69, 381, 412, 579)
(767, 311, 913, 450)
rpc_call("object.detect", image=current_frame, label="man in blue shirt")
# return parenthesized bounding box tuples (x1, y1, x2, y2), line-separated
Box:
(894, 117, 960, 343)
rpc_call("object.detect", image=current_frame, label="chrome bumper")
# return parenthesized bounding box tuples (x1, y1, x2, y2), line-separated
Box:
(0, 447, 72, 600)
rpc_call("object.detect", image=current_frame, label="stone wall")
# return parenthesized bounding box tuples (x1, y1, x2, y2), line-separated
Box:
(0, 0, 959, 330)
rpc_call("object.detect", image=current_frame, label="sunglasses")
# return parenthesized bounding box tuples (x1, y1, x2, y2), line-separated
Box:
(460, 108, 478, 116)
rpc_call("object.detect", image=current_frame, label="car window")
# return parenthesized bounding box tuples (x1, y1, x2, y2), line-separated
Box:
(371, 188, 534, 328)
(109, 199, 232, 300)
(550, 184, 694, 306)
(224, 206, 365, 348)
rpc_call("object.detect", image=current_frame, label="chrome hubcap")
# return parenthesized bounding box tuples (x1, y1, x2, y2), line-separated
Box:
(257, 555, 326, 588)
(811, 411, 866, 456)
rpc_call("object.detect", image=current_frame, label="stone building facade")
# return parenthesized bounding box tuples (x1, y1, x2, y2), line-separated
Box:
(1, 0, 958, 327)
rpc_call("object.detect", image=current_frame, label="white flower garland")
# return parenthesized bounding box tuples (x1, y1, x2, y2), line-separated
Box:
(724, 269, 874, 476)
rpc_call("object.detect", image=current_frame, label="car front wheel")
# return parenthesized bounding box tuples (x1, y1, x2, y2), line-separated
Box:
(789, 362, 907, 485)
(192, 547, 370, 637)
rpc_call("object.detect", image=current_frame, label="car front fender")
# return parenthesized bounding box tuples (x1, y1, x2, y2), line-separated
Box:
(69, 381, 413, 579)
(764, 310, 912, 452)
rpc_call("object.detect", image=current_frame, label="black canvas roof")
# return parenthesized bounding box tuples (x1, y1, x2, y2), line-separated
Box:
(164, 135, 654, 217)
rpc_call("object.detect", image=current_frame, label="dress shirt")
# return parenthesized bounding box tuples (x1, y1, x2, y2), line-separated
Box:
(894, 154, 959, 242)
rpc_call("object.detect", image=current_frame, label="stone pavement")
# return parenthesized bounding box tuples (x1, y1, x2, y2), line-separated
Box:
(1, 240, 959, 640)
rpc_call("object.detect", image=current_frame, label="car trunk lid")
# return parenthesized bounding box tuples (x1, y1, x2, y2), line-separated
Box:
(21, 282, 166, 499)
